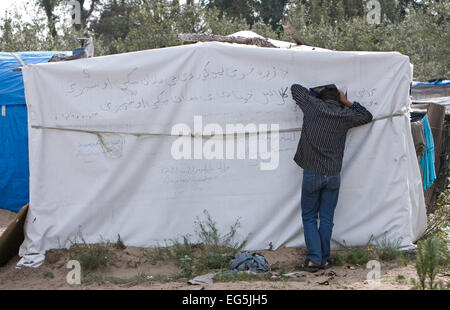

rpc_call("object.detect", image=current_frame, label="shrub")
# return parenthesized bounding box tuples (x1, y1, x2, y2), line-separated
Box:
(412, 237, 449, 290)
(42, 270, 54, 279)
(115, 234, 126, 250)
(69, 243, 110, 274)
(144, 210, 247, 278)
(332, 236, 374, 266)
(375, 235, 403, 261)
(344, 249, 370, 266)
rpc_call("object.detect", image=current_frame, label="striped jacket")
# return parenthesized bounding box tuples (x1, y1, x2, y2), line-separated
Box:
(291, 84, 373, 175)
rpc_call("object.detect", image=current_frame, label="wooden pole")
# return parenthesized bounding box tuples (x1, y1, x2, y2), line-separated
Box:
(176, 33, 278, 48)
(282, 19, 306, 46)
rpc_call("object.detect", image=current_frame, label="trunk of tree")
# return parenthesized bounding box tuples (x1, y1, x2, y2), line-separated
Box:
(176, 33, 278, 48)
(281, 19, 306, 46)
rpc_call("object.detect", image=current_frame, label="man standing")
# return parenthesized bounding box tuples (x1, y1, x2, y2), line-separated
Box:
(291, 84, 373, 272)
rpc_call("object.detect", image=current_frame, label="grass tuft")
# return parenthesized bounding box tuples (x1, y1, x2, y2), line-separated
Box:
(69, 243, 110, 274)
(412, 236, 449, 290)
(115, 234, 126, 250)
(42, 270, 54, 279)
(143, 210, 247, 278)
(374, 235, 403, 261)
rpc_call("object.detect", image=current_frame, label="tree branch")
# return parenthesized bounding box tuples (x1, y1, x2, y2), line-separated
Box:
(176, 33, 278, 48)
(281, 19, 306, 46)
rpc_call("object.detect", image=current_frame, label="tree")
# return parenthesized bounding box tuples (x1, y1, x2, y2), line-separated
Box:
(37, 0, 100, 36)
(343, 0, 364, 18)
(37, 0, 59, 37)
(2, 0, 448, 80)
(75, 0, 101, 30)
(258, 0, 289, 31)
(90, 0, 140, 53)
(203, 0, 258, 25)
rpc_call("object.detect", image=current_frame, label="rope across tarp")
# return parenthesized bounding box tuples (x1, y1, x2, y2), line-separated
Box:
(30, 111, 409, 138)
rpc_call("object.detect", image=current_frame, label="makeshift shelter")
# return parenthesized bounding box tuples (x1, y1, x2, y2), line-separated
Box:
(411, 80, 450, 211)
(18, 40, 427, 266)
(0, 52, 67, 212)
(411, 80, 450, 101)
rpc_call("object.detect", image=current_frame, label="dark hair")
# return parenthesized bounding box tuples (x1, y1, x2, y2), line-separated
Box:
(318, 88, 339, 102)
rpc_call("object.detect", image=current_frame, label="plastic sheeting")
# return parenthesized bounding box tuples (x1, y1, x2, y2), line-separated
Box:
(20, 42, 427, 260)
(0, 52, 65, 105)
(0, 52, 66, 212)
(420, 115, 437, 190)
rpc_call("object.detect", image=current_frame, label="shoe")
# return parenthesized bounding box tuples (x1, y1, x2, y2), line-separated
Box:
(295, 259, 321, 273)
(320, 258, 334, 269)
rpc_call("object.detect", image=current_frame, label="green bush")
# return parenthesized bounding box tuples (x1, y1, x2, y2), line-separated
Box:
(42, 270, 54, 279)
(69, 244, 110, 274)
(333, 237, 374, 266)
(344, 249, 370, 266)
(375, 235, 403, 261)
(412, 237, 449, 290)
(0, 1, 448, 81)
(115, 234, 126, 250)
(144, 210, 247, 278)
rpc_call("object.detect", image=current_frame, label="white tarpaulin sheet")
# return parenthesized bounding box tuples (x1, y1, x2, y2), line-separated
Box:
(20, 42, 426, 260)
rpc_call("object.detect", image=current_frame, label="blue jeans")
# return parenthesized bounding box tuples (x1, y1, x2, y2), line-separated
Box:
(301, 169, 341, 266)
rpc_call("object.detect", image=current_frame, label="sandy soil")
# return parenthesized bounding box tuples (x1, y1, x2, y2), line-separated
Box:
(1, 244, 444, 290)
(0, 210, 447, 290)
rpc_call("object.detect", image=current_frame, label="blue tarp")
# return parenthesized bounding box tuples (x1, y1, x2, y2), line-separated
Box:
(0, 51, 65, 212)
(412, 80, 450, 86)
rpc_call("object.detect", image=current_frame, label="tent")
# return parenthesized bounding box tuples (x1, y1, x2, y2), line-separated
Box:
(411, 80, 450, 101)
(18, 40, 427, 266)
(0, 52, 67, 213)
(411, 80, 450, 210)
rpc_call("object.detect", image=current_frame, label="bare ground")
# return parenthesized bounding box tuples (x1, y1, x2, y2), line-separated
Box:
(0, 209, 447, 290)
(1, 244, 443, 290)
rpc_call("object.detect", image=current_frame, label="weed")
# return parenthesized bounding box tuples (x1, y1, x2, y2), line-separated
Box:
(144, 241, 174, 262)
(330, 252, 345, 266)
(332, 238, 374, 266)
(43, 270, 54, 279)
(375, 235, 403, 261)
(344, 249, 370, 266)
(142, 210, 247, 279)
(422, 186, 450, 241)
(171, 235, 194, 259)
(396, 274, 406, 283)
(69, 243, 110, 274)
(194, 210, 246, 269)
(179, 255, 195, 278)
(278, 265, 287, 276)
(81, 272, 105, 284)
(115, 234, 126, 250)
(412, 236, 449, 290)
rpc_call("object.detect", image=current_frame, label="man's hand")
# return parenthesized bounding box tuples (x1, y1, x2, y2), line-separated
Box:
(338, 90, 353, 107)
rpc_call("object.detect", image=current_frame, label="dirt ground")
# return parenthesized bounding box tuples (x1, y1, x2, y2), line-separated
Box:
(0, 245, 429, 290)
(0, 209, 447, 290)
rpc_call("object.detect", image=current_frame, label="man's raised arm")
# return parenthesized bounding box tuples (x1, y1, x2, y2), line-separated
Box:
(338, 90, 373, 127)
(291, 84, 314, 112)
